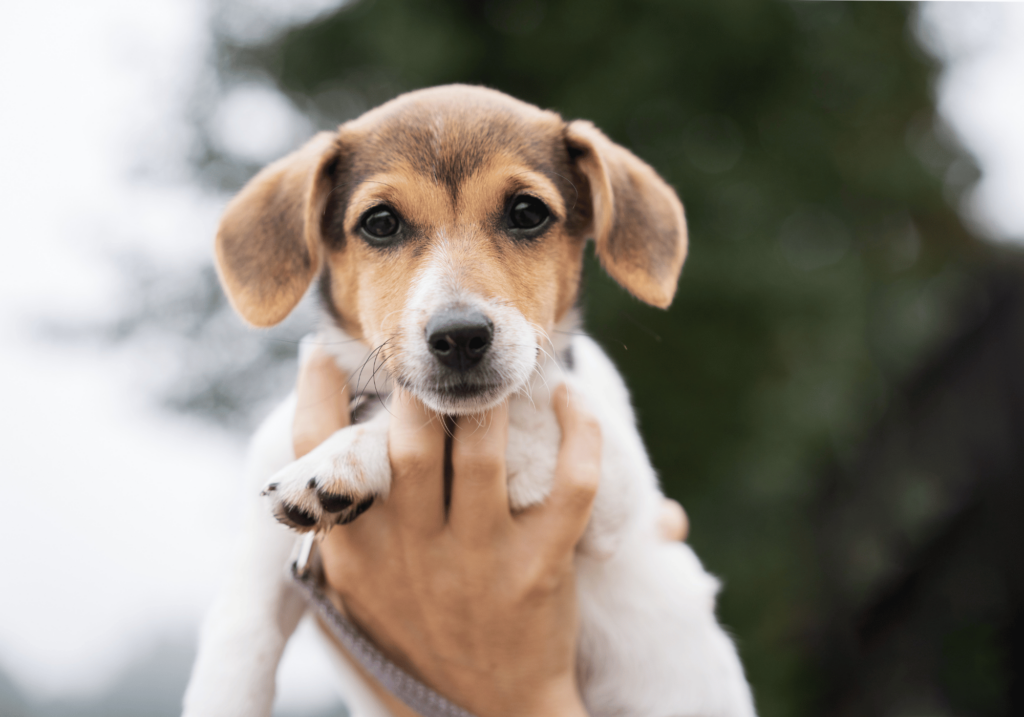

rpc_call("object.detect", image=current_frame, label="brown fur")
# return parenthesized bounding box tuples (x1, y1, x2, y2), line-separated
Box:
(215, 85, 687, 339)
(565, 120, 688, 309)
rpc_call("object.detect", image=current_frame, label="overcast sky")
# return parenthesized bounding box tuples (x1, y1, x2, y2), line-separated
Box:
(0, 1, 345, 714)
(0, 0, 1021, 713)
(916, 2, 1024, 243)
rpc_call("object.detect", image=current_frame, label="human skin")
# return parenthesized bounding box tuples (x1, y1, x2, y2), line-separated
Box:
(292, 348, 687, 716)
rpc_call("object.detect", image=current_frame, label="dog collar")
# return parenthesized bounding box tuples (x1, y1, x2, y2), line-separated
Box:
(291, 533, 479, 717)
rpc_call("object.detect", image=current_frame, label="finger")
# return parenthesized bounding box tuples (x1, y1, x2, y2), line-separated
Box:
(385, 388, 447, 535)
(657, 498, 689, 542)
(448, 401, 510, 540)
(319, 495, 390, 574)
(519, 384, 600, 552)
(293, 348, 350, 459)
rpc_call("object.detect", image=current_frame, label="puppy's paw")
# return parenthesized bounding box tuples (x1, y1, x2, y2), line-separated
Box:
(263, 423, 390, 532)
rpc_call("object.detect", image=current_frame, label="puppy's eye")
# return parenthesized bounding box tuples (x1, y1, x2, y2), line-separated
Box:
(361, 207, 399, 240)
(508, 195, 550, 231)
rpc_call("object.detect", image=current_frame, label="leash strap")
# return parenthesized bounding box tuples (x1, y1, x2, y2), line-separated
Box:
(290, 533, 478, 717)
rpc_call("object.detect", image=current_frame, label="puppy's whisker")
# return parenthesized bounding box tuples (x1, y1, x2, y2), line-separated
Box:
(532, 325, 570, 378)
(350, 338, 393, 400)
(529, 364, 553, 403)
(368, 342, 397, 416)
(364, 358, 391, 404)
(515, 383, 538, 411)
(294, 341, 390, 413)
(533, 324, 560, 357)
(511, 324, 566, 377)
(262, 336, 363, 346)
(351, 349, 378, 395)
(441, 413, 455, 438)
(550, 171, 579, 211)
(356, 339, 394, 399)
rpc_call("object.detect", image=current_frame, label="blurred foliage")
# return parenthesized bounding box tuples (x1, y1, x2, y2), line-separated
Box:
(170, 0, 1024, 714)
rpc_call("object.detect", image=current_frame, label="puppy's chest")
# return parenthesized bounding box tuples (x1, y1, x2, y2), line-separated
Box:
(504, 398, 561, 510)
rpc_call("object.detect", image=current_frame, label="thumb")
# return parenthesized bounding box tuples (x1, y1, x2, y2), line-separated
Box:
(293, 347, 350, 458)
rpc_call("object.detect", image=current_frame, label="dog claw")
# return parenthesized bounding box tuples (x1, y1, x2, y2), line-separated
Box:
(281, 504, 318, 528)
(318, 492, 354, 513)
(266, 420, 388, 532)
(336, 497, 374, 525)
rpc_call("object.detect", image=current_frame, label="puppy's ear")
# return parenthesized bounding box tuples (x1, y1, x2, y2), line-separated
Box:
(215, 131, 339, 327)
(565, 120, 687, 309)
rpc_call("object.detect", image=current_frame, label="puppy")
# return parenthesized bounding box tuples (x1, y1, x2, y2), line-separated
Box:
(183, 85, 755, 717)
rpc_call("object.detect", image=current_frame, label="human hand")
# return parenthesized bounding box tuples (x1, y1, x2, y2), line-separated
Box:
(657, 494, 689, 542)
(292, 348, 688, 545)
(291, 347, 686, 716)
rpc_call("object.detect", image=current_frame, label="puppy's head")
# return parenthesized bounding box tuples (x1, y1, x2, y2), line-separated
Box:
(215, 85, 687, 414)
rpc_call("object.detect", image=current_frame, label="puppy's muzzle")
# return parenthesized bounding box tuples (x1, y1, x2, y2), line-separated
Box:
(426, 308, 494, 373)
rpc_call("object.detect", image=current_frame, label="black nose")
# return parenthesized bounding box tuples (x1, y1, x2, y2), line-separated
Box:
(426, 309, 494, 372)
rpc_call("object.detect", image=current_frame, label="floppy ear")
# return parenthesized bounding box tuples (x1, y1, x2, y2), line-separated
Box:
(215, 131, 339, 327)
(565, 120, 687, 309)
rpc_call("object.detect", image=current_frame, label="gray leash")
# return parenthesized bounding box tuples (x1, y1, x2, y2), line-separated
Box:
(290, 533, 478, 717)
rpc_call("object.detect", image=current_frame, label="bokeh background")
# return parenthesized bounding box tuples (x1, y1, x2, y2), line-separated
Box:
(2, 1, 1023, 716)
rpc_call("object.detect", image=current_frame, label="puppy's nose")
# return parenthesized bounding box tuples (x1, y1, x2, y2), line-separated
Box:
(426, 309, 493, 372)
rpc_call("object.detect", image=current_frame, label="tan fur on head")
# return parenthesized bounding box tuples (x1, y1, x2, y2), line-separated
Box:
(214, 85, 688, 377)
(565, 120, 688, 309)
(215, 131, 338, 327)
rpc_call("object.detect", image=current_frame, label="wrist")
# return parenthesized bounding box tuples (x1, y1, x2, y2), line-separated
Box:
(512, 675, 588, 717)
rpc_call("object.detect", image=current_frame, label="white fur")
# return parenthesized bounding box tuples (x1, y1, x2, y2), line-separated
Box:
(391, 235, 540, 416)
(268, 412, 392, 528)
(184, 308, 756, 716)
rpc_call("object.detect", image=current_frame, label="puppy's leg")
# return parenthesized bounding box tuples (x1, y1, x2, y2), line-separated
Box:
(183, 395, 308, 717)
(567, 336, 756, 716)
(576, 540, 756, 717)
(263, 408, 391, 533)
